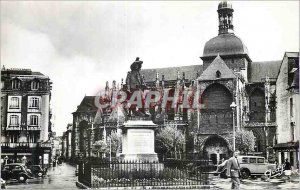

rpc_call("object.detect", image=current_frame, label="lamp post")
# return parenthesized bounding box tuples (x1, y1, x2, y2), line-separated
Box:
(230, 102, 237, 151)
(4, 156, 8, 165)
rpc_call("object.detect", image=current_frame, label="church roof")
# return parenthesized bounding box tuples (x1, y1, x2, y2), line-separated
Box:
(198, 55, 236, 81)
(202, 33, 250, 61)
(249, 61, 281, 83)
(74, 96, 98, 113)
(140, 65, 203, 82)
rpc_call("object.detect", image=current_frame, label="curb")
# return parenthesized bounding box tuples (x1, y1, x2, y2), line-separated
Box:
(74, 183, 213, 189)
(76, 181, 90, 189)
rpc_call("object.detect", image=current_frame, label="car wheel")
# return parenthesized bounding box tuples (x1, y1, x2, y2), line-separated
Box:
(18, 174, 27, 183)
(37, 172, 43, 177)
(240, 168, 250, 179)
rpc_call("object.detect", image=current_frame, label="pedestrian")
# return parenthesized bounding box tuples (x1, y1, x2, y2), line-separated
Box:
(284, 158, 292, 182)
(226, 150, 241, 189)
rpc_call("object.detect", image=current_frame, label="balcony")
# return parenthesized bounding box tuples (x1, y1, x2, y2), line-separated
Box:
(26, 125, 41, 131)
(6, 126, 22, 131)
(1, 142, 52, 148)
(1, 142, 38, 148)
(4, 125, 41, 131)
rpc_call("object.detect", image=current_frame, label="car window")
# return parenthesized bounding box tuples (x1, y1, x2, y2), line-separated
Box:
(13, 165, 22, 170)
(249, 158, 256, 163)
(257, 158, 264, 163)
(242, 157, 248, 163)
(4, 166, 10, 170)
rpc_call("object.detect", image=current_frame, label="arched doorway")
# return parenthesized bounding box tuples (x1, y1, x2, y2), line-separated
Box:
(203, 135, 230, 165)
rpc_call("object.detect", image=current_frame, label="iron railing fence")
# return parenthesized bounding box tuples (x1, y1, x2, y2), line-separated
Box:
(78, 158, 212, 188)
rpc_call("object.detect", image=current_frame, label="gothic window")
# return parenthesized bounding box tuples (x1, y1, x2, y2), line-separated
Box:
(9, 97, 20, 109)
(11, 79, 21, 89)
(29, 115, 39, 126)
(29, 97, 40, 108)
(10, 115, 19, 126)
(31, 80, 40, 90)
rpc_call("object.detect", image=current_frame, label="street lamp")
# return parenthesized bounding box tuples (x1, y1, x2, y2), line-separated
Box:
(4, 156, 8, 165)
(230, 102, 237, 151)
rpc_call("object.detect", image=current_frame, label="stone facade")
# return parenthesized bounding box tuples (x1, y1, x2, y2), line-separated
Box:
(66, 1, 299, 167)
(1, 68, 52, 167)
(275, 52, 299, 168)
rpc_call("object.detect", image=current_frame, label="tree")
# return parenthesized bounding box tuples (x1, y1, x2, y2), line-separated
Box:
(93, 140, 108, 158)
(93, 130, 122, 158)
(235, 129, 256, 154)
(107, 130, 122, 154)
(156, 123, 185, 157)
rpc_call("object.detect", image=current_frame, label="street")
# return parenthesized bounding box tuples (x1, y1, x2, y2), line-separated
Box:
(209, 174, 300, 189)
(5, 163, 79, 189)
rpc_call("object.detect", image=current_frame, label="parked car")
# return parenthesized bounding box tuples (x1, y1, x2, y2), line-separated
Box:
(1, 178, 6, 189)
(238, 156, 276, 179)
(1, 163, 34, 183)
(214, 156, 276, 179)
(27, 165, 46, 178)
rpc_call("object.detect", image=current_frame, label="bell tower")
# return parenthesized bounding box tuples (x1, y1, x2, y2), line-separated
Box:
(218, 1, 234, 35)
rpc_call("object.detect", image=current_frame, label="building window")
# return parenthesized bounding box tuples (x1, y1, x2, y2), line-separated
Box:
(290, 98, 293, 117)
(29, 97, 39, 108)
(9, 115, 19, 126)
(11, 79, 21, 89)
(216, 70, 221, 78)
(9, 97, 20, 109)
(291, 122, 295, 141)
(31, 81, 40, 90)
(29, 115, 39, 126)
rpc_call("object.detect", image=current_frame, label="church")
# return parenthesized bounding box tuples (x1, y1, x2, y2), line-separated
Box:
(70, 1, 299, 168)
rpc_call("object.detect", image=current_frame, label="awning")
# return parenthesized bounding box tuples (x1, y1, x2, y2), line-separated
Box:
(273, 141, 299, 151)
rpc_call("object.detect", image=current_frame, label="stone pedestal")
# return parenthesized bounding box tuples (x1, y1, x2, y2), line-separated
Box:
(120, 120, 158, 162)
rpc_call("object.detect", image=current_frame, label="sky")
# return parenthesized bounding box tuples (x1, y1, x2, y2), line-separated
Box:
(1, 1, 299, 136)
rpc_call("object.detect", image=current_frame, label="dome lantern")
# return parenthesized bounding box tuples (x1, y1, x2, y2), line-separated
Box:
(217, 1, 234, 35)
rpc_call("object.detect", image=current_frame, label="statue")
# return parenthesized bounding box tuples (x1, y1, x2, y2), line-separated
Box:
(124, 57, 149, 118)
(126, 57, 146, 90)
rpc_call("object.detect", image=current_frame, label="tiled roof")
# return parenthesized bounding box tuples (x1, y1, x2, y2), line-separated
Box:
(140, 65, 203, 82)
(249, 61, 281, 83)
(75, 96, 98, 112)
(198, 55, 236, 81)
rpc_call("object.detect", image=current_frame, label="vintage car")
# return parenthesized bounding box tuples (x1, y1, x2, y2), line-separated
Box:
(1, 163, 34, 183)
(214, 156, 276, 179)
(1, 178, 6, 189)
(238, 156, 276, 179)
(27, 165, 46, 178)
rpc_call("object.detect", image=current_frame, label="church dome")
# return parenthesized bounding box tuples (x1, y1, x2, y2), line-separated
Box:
(202, 33, 249, 58)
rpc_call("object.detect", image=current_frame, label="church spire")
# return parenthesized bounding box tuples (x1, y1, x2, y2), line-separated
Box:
(218, 1, 234, 35)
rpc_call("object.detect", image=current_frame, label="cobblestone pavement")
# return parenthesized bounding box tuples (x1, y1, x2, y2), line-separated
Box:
(5, 163, 79, 189)
(209, 174, 300, 189)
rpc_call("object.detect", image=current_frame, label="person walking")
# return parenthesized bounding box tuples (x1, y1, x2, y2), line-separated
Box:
(284, 158, 292, 182)
(226, 150, 241, 189)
